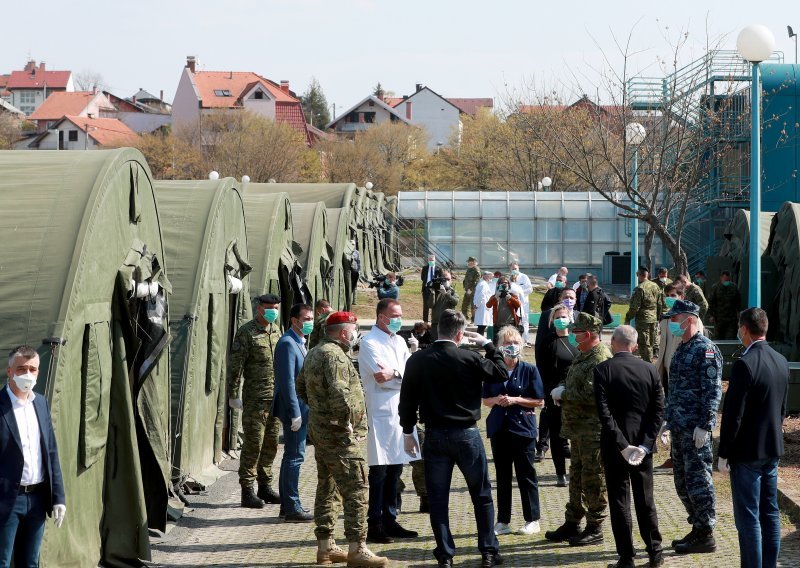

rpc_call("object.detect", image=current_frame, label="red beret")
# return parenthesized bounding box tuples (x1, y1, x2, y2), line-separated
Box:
(325, 311, 358, 326)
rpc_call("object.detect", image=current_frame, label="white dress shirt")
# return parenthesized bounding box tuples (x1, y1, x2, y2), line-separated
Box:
(7, 386, 44, 486)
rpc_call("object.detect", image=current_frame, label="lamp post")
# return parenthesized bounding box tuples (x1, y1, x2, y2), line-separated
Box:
(625, 122, 646, 294)
(208, 171, 220, 180)
(541, 176, 552, 191)
(737, 24, 775, 308)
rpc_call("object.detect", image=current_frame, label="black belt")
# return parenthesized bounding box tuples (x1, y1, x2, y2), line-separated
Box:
(18, 482, 45, 494)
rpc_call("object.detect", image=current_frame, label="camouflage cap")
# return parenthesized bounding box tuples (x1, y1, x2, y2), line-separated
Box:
(326, 311, 358, 326)
(663, 299, 700, 318)
(568, 312, 603, 334)
(256, 293, 281, 305)
(467, 256, 477, 262)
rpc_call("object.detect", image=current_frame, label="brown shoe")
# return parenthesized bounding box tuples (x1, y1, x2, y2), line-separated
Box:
(346, 542, 388, 567)
(317, 539, 348, 565)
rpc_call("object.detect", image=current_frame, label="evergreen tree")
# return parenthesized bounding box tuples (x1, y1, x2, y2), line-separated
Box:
(300, 77, 331, 128)
(373, 82, 383, 96)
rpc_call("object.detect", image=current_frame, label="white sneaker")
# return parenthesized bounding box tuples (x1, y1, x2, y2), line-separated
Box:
(518, 521, 541, 535)
(494, 522, 512, 535)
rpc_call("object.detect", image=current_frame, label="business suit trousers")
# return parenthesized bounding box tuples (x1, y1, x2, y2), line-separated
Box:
(279, 420, 307, 514)
(602, 447, 662, 560)
(490, 431, 540, 523)
(368, 464, 402, 527)
(422, 290, 435, 323)
(0, 490, 46, 568)
(565, 437, 607, 526)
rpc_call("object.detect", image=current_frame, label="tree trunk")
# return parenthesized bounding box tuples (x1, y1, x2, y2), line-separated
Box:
(643, 226, 655, 272)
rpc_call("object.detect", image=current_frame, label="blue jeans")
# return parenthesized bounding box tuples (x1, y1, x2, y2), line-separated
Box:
(0, 490, 46, 568)
(367, 464, 402, 527)
(278, 420, 307, 514)
(730, 457, 780, 568)
(425, 426, 498, 561)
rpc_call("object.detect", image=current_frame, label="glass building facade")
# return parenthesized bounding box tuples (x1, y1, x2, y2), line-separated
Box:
(397, 191, 668, 279)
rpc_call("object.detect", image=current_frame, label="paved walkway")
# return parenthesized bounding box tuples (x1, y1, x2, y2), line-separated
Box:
(149, 422, 800, 568)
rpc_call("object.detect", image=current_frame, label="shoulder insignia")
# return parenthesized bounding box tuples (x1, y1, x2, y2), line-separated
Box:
(705, 348, 715, 359)
(232, 340, 242, 351)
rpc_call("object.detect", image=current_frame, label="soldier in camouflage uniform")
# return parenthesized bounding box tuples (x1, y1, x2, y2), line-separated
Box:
(651, 267, 672, 290)
(461, 257, 480, 322)
(228, 294, 283, 508)
(706, 271, 741, 340)
(296, 312, 388, 567)
(545, 313, 612, 547)
(430, 271, 459, 341)
(677, 274, 708, 322)
(308, 299, 332, 350)
(662, 300, 722, 555)
(624, 267, 664, 363)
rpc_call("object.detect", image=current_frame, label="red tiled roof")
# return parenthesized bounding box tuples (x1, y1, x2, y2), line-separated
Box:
(8, 69, 71, 89)
(29, 91, 96, 121)
(192, 71, 297, 108)
(64, 116, 139, 146)
(447, 98, 494, 116)
(275, 101, 312, 145)
(383, 97, 404, 108)
(0, 75, 9, 89)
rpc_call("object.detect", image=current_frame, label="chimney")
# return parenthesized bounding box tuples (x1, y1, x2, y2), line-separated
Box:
(92, 85, 97, 94)
(186, 56, 196, 73)
(280, 80, 290, 93)
(39, 61, 46, 72)
(132, 96, 137, 104)
(415, 83, 423, 93)
(405, 101, 413, 121)
(160, 89, 164, 101)
(377, 89, 385, 101)
(24, 60, 36, 73)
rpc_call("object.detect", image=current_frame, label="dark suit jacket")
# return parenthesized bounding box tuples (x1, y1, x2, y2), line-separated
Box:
(593, 352, 664, 452)
(540, 288, 560, 312)
(271, 329, 309, 424)
(581, 287, 604, 320)
(0, 388, 66, 525)
(420, 265, 443, 295)
(718, 341, 789, 462)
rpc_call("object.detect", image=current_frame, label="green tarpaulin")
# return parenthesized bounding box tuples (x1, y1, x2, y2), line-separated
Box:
(326, 207, 355, 311)
(764, 202, 800, 360)
(154, 179, 252, 488)
(0, 149, 171, 567)
(384, 196, 400, 270)
(291, 202, 332, 307)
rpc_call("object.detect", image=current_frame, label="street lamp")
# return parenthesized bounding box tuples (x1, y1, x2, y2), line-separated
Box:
(208, 171, 220, 180)
(541, 176, 552, 191)
(365, 181, 374, 190)
(737, 24, 775, 308)
(241, 175, 250, 184)
(625, 122, 646, 294)
(789, 26, 798, 64)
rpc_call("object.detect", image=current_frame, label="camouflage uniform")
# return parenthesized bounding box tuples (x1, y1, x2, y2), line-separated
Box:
(684, 283, 709, 322)
(296, 337, 369, 542)
(307, 312, 329, 350)
(707, 282, 741, 340)
(651, 277, 672, 290)
(666, 332, 722, 531)
(560, 331, 612, 527)
(229, 319, 283, 489)
(624, 279, 663, 363)
(461, 265, 481, 321)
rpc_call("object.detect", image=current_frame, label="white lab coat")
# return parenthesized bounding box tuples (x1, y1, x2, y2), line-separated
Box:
(514, 272, 533, 340)
(357, 326, 419, 466)
(473, 279, 495, 326)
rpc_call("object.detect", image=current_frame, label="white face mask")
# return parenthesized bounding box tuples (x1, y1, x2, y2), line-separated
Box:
(12, 372, 36, 393)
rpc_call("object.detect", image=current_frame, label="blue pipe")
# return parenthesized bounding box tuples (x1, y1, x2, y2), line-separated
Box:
(749, 62, 761, 308)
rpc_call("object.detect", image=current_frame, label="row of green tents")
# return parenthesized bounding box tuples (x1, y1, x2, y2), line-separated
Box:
(0, 149, 399, 567)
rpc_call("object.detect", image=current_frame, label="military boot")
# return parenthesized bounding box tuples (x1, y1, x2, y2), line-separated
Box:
(316, 538, 348, 565)
(346, 541, 388, 567)
(568, 523, 603, 546)
(241, 486, 264, 509)
(674, 528, 715, 554)
(544, 521, 580, 542)
(257, 483, 281, 504)
(670, 527, 697, 547)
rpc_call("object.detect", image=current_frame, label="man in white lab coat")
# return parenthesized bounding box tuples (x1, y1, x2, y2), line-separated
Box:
(473, 271, 496, 335)
(358, 298, 420, 544)
(510, 261, 534, 344)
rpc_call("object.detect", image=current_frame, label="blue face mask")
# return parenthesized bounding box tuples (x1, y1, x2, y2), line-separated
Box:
(428, 261, 435, 267)
(511, 269, 520, 276)
(554, 317, 570, 330)
(262, 308, 279, 324)
(555, 281, 565, 289)
(567, 333, 578, 346)
(301, 320, 314, 335)
(387, 317, 402, 334)
(722, 281, 732, 287)
(668, 321, 685, 337)
(665, 297, 677, 309)
(737, 327, 744, 344)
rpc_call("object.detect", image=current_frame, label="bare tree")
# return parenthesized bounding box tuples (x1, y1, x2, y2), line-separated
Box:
(0, 114, 23, 150)
(74, 69, 108, 92)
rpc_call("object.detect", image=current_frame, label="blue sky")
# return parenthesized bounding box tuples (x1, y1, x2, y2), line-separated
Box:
(3, 0, 797, 110)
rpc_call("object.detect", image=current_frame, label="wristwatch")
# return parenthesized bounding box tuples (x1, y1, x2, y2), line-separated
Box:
(393, 369, 401, 380)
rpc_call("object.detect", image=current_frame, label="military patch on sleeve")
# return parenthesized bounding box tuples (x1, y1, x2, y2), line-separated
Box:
(705, 348, 715, 359)
(706, 365, 718, 378)
(232, 340, 241, 351)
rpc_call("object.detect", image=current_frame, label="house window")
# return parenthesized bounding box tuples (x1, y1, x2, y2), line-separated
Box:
(254, 91, 264, 100)
(363, 112, 376, 123)
(68, 130, 78, 142)
(214, 89, 232, 97)
(20, 106, 35, 116)
(346, 112, 359, 123)
(19, 91, 36, 104)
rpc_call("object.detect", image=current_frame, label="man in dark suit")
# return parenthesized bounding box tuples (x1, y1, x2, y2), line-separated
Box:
(594, 326, 664, 568)
(718, 308, 789, 568)
(1, 345, 66, 566)
(399, 310, 507, 568)
(581, 275, 606, 321)
(420, 254, 443, 324)
(272, 304, 314, 522)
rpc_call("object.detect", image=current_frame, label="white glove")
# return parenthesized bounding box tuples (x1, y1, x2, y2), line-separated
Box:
(463, 330, 491, 347)
(53, 504, 66, 528)
(629, 446, 647, 466)
(550, 386, 565, 406)
(621, 445, 637, 462)
(717, 457, 730, 473)
(407, 335, 419, 353)
(403, 434, 420, 458)
(291, 416, 302, 432)
(228, 398, 243, 410)
(693, 427, 710, 449)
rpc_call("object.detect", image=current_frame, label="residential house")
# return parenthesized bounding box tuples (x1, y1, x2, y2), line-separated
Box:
(325, 94, 411, 136)
(24, 116, 138, 150)
(130, 88, 171, 114)
(0, 98, 25, 119)
(5, 60, 74, 116)
(171, 56, 311, 144)
(517, 94, 626, 135)
(104, 91, 172, 134)
(29, 91, 116, 132)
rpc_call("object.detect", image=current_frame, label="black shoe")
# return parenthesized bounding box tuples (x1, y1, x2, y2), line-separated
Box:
(396, 492, 403, 513)
(437, 558, 453, 567)
(568, 524, 603, 546)
(384, 522, 418, 538)
(545, 521, 580, 542)
(649, 551, 664, 567)
(419, 495, 430, 513)
(284, 510, 314, 523)
(480, 552, 503, 567)
(366, 526, 394, 544)
(674, 529, 715, 554)
(608, 558, 635, 568)
(563, 447, 572, 459)
(534, 449, 546, 463)
(670, 527, 696, 547)
(556, 474, 568, 487)
(256, 484, 281, 504)
(241, 487, 264, 509)
(279, 506, 285, 519)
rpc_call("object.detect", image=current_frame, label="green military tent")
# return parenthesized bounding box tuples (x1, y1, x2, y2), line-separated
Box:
(764, 202, 800, 360)
(326, 207, 356, 311)
(153, 179, 252, 488)
(353, 186, 375, 280)
(0, 149, 171, 567)
(291, 202, 332, 307)
(384, 196, 401, 270)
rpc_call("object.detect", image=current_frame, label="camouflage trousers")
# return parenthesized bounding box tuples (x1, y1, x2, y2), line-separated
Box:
(461, 292, 475, 321)
(313, 445, 368, 542)
(565, 437, 608, 526)
(636, 323, 659, 363)
(671, 428, 716, 530)
(398, 426, 427, 498)
(239, 403, 281, 488)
